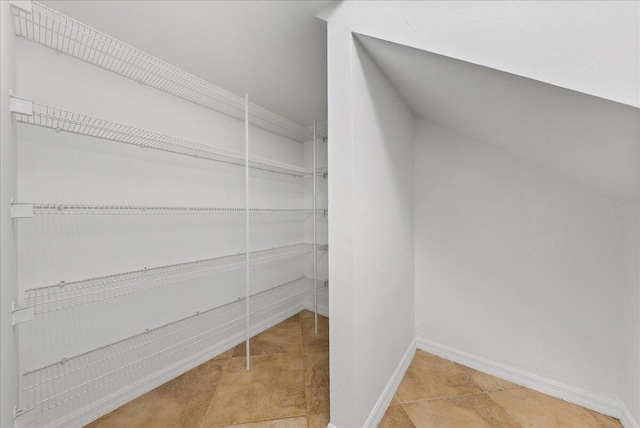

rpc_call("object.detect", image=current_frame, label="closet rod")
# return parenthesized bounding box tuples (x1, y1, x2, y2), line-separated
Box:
(9, 97, 315, 177)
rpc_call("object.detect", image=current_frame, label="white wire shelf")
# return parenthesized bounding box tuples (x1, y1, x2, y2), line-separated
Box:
(11, 2, 313, 143)
(12, 98, 315, 177)
(19, 277, 312, 420)
(11, 202, 326, 217)
(18, 244, 318, 316)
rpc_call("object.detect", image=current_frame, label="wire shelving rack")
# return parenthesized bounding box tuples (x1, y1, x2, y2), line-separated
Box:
(7, 1, 329, 426)
(20, 277, 312, 422)
(13, 99, 314, 177)
(20, 244, 318, 316)
(10, 2, 313, 143)
(11, 202, 325, 217)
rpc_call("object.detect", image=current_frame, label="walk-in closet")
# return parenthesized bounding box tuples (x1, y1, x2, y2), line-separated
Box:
(3, 2, 639, 428)
(2, 1, 328, 427)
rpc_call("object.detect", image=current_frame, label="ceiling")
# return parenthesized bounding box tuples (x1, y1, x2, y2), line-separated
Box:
(41, 1, 331, 128)
(356, 34, 640, 202)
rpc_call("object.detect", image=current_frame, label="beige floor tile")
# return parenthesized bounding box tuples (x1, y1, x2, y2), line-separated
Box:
(220, 416, 308, 427)
(379, 405, 416, 428)
(233, 315, 302, 357)
(213, 348, 235, 360)
(304, 351, 330, 415)
(404, 394, 521, 428)
(390, 393, 402, 406)
(457, 364, 520, 392)
(86, 358, 228, 428)
(584, 408, 624, 428)
(489, 387, 622, 428)
(201, 353, 307, 427)
(307, 413, 330, 428)
(84, 391, 176, 428)
(397, 350, 482, 402)
(300, 310, 329, 353)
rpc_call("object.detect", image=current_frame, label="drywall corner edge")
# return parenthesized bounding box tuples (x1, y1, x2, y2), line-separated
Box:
(621, 405, 640, 428)
(363, 338, 416, 427)
(416, 338, 622, 419)
(315, 0, 342, 22)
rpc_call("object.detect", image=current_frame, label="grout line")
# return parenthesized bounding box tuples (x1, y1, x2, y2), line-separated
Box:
(400, 390, 488, 405)
(198, 354, 234, 428)
(397, 397, 417, 427)
(222, 415, 309, 426)
(484, 391, 526, 428)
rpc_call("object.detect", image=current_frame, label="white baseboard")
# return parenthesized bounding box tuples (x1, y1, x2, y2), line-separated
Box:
(304, 287, 329, 317)
(621, 405, 640, 428)
(304, 298, 329, 318)
(56, 301, 306, 428)
(363, 338, 416, 428)
(416, 338, 623, 421)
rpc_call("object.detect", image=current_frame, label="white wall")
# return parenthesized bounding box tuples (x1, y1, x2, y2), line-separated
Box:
(0, 2, 19, 427)
(414, 120, 625, 403)
(320, 2, 639, 424)
(352, 39, 415, 426)
(624, 202, 640, 425)
(327, 7, 415, 422)
(326, 5, 357, 426)
(320, 1, 639, 108)
(14, 36, 317, 426)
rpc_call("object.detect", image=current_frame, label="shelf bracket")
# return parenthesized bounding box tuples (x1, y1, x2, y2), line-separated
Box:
(9, 95, 33, 116)
(11, 202, 34, 219)
(12, 303, 34, 325)
(13, 404, 35, 428)
(9, 0, 32, 14)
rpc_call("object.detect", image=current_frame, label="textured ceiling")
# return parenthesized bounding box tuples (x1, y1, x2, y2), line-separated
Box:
(41, 1, 331, 128)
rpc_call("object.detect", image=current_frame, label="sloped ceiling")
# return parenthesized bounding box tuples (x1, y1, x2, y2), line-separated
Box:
(40, 0, 331, 127)
(356, 34, 639, 202)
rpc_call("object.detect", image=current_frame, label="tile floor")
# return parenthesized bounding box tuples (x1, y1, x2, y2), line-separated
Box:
(381, 349, 623, 428)
(85, 312, 622, 428)
(85, 310, 329, 428)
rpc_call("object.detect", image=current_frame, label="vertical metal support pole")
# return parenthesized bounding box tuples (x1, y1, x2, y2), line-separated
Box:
(313, 121, 318, 334)
(245, 94, 250, 370)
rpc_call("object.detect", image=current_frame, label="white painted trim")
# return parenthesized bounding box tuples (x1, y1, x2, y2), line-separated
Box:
(620, 405, 640, 428)
(53, 302, 306, 428)
(363, 338, 416, 428)
(416, 337, 622, 420)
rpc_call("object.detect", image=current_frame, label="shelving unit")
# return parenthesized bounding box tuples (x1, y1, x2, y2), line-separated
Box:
(15, 243, 323, 318)
(20, 277, 313, 421)
(11, 1, 313, 142)
(11, 97, 315, 177)
(7, 1, 328, 427)
(11, 202, 326, 217)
